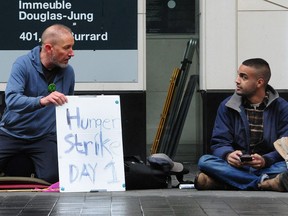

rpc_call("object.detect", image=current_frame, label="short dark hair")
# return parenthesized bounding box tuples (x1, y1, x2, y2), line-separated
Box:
(242, 58, 271, 84)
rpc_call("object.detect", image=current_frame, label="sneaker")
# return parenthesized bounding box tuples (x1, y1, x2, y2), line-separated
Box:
(258, 174, 286, 192)
(274, 137, 288, 160)
(194, 172, 232, 190)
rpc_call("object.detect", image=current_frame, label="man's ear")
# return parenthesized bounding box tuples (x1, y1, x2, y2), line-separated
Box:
(43, 43, 53, 52)
(257, 78, 265, 88)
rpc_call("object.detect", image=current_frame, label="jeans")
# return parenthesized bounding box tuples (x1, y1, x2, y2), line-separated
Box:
(198, 154, 287, 190)
(0, 130, 59, 183)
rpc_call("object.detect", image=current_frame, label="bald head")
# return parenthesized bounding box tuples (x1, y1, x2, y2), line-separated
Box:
(40, 24, 74, 69)
(41, 24, 73, 46)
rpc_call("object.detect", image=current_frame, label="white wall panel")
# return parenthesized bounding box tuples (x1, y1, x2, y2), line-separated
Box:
(200, 0, 237, 90)
(238, 11, 288, 89)
(238, 0, 287, 10)
(200, 0, 288, 90)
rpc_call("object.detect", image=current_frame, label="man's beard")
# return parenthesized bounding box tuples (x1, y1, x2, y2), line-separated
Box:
(235, 89, 255, 98)
(51, 55, 68, 69)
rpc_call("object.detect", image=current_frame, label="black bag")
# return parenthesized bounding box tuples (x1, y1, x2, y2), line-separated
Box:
(124, 156, 170, 190)
(147, 153, 192, 186)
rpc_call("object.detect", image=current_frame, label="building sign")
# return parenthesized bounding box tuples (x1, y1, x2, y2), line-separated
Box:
(0, 0, 137, 50)
(0, 0, 140, 85)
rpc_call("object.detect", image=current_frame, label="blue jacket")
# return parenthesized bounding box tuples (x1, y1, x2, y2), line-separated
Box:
(0, 46, 75, 139)
(210, 85, 288, 166)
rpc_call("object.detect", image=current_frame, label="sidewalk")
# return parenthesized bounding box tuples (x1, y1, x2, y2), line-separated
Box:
(0, 189, 287, 216)
(0, 163, 287, 216)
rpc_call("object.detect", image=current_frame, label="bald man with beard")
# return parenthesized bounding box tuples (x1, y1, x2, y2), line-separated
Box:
(0, 24, 75, 183)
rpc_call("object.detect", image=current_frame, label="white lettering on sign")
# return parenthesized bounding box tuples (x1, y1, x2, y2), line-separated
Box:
(17, 0, 112, 43)
(19, 11, 94, 22)
(73, 32, 108, 41)
(18, 31, 108, 42)
(19, 0, 72, 10)
(18, 0, 94, 22)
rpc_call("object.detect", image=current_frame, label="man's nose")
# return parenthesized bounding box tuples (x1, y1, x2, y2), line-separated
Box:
(69, 49, 74, 57)
(235, 75, 240, 83)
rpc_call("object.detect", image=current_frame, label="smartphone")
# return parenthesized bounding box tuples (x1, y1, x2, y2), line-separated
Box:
(240, 154, 252, 162)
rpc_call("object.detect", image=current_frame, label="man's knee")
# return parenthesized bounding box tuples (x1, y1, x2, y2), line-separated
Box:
(198, 154, 214, 169)
(37, 170, 59, 183)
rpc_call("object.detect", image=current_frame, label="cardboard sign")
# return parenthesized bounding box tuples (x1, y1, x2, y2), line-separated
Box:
(56, 95, 125, 192)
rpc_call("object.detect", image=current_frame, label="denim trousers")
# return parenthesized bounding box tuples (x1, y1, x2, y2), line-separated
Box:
(0, 130, 59, 183)
(198, 154, 287, 190)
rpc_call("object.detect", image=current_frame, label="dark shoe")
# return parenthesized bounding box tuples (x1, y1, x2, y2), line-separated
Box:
(194, 172, 231, 190)
(258, 174, 286, 192)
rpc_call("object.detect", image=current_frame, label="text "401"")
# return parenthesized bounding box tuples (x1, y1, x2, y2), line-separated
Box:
(19, 32, 41, 42)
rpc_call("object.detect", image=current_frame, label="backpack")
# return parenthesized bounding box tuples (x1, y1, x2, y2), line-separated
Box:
(124, 156, 171, 190)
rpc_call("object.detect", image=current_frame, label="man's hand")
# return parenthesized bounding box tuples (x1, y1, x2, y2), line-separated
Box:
(226, 150, 243, 167)
(244, 153, 265, 169)
(226, 151, 265, 169)
(40, 91, 68, 106)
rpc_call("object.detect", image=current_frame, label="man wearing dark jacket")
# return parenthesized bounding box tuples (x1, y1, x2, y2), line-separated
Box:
(195, 58, 288, 191)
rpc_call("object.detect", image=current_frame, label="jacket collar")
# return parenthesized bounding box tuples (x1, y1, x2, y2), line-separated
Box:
(225, 85, 279, 112)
